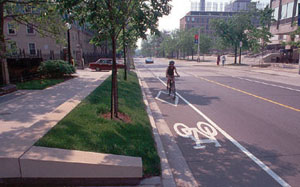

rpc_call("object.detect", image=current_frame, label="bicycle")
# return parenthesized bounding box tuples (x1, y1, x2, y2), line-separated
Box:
(167, 75, 179, 100)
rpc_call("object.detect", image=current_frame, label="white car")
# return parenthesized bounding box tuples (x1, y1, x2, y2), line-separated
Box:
(145, 58, 154, 64)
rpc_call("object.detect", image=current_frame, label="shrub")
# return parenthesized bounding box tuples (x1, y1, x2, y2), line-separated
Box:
(38, 60, 75, 78)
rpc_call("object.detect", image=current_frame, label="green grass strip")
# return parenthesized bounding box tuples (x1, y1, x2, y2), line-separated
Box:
(35, 70, 161, 176)
(16, 79, 65, 90)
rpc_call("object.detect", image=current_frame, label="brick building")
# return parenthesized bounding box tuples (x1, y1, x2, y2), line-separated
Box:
(180, 11, 238, 34)
(269, 0, 300, 47)
(4, 18, 109, 62)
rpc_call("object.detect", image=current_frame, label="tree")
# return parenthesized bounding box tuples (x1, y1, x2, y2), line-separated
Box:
(211, 14, 252, 64)
(199, 34, 212, 61)
(59, 0, 171, 119)
(118, 23, 139, 80)
(247, 6, 274, 62)
(0, 0, 65, 85)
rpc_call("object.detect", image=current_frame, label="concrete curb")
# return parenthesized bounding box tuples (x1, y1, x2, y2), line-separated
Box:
(0, 72, 110, 179)
(20, 146, 142, 178)
(135, 69, 176, 187)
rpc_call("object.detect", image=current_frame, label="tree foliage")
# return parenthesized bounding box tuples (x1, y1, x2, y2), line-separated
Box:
(210, 5, 274, 63)
(141, 28, 212, 60)
(57, 0, 172, 118)
(247, 6, 274, 54)
(1, 0, 66, 85)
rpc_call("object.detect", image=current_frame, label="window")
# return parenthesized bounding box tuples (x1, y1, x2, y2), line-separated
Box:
(187, 17, 190, 22)
(29, 43, 36, 55)
(7, 23, 16, 35)
(281, 4, 287, 19)
(191, 17, 195, 22)
(273, 7, 279, 20)
(287, 2, 294, 19)
(27, 24, 34, 34)
(7, 41, 17, 55)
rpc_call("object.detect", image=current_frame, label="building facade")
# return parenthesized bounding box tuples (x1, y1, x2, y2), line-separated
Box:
(225, 0, 252, 12)
(4, 18, 108, 62)
(269, 0, 299, 36)
(180, 11, 237, 34)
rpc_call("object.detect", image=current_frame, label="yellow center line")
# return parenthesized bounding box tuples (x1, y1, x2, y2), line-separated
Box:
(197, 76, 300, 112)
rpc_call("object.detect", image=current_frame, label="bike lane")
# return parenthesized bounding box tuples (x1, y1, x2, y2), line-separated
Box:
(137, 63, 285, 187)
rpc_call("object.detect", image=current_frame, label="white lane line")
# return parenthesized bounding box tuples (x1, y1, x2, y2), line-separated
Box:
(155, 91, 179, 107)
(156, 76, 291, 187)
(237, 77, 300, 93)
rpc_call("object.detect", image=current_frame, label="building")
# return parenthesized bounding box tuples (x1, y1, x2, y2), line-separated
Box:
(200, 0, 206, 11)
(267, 0, 300, 62)
(269, 0, 299, 42)
(180, 11, 238, 33)
(213, 2, 218, 11)
(191, 0, 230, 12)
(224, 0, 252, 12)
(4, 18, 109, 63)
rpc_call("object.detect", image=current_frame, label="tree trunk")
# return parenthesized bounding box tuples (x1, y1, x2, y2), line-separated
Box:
(111, 35, 118, 119)
(123, 25, 127, 81)
(234, 44, 237, 64)
(0, 3, 10, 85)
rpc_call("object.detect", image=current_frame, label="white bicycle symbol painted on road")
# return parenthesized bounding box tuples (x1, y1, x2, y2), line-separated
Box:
(174, 122, 221, 149)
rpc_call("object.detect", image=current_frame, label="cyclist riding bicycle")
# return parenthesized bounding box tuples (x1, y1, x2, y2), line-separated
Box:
(166, 61, 180, 89)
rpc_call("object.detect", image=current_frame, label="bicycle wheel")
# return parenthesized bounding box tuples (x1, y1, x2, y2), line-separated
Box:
(172, 82, 176, 99)
(168, 81, 172, 96)
(174, 123, 191, 138)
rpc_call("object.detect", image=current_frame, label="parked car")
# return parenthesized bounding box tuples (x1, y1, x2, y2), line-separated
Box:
(145, 58, 154, 64)
(89, 58, 125, 71)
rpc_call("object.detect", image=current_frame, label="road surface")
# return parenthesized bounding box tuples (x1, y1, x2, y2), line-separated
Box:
(136, 58, 300, 187)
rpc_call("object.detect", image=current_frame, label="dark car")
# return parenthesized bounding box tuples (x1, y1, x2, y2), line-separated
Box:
(145, 58, 154, 64)
(89, 58, 125, 71)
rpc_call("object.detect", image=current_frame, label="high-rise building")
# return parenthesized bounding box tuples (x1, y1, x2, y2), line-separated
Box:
(224, 0, 252, 12)
(213, 2, 218, 11)
(219, 2, 224, 12)
(206, 2, 212, 11)
(200, 0, 206, 11)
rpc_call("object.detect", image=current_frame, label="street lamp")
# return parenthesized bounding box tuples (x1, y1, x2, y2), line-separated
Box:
(66, 22, 72, 65)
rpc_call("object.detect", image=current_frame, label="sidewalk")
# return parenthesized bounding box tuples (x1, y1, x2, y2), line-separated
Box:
(178, 55, 300, 77)
(0, 69, 110, 178)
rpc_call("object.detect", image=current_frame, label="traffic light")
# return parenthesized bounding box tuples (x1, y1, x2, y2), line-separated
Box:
(194, 34, 199, 44)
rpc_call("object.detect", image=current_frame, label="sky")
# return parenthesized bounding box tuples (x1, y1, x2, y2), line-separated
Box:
(158, 0, 230, 31)
(157, 0, 269, 31)
(138, 0, 268, 48)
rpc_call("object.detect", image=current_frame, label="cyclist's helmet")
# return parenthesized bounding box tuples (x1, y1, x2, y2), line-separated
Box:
(169, 61, 175, 65)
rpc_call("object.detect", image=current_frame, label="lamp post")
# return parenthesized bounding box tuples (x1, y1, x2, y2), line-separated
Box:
(66, 23, 72, 65)
(239, 41, 242, 64)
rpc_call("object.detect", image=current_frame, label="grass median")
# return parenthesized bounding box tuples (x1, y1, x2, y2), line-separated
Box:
(35, 70, 161, 176)
(16, 78, 66, 90)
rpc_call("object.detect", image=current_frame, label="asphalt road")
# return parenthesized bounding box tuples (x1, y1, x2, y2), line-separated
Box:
(136, 58, 300, 187)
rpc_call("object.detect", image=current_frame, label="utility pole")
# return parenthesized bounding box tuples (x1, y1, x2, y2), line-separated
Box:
(298, 51, 300, 74)
(197, 28, 200, 62)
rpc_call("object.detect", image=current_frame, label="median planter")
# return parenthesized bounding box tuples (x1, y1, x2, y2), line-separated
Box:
(35, 70, 161, 177)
